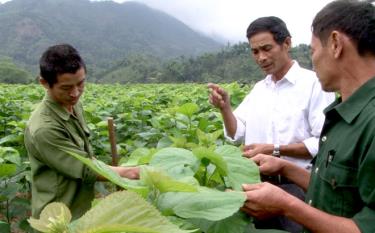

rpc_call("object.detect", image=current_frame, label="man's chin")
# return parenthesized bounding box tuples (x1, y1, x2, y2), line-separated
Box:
(69, 99, 79, 105)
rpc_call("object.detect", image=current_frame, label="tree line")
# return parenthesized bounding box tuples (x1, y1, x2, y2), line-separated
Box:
(0, 42, 312, 84)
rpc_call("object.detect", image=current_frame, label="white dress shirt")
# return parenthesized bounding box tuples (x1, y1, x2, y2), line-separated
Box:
(225, 61, 335, 168)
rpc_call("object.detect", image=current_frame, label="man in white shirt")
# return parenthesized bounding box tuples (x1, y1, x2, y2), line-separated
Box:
(208, 16, 335, 232)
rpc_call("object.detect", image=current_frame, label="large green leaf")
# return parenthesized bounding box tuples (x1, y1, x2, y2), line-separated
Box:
(121, 147, 152, 166)
(141, 167, 197, 193)
(0, 146, 21, 165)
(0, 220, 10, 233)
(196, 129, 223, 147)
(0, 134, 22, 145)
(176, 103, 199, 118)
(72, 191, 193, 233)
(215, 145, 261, 191)
(0, 182, 22, 203)
(192, 147, 227, 176)
(66, 151, 148, 197)
(150, 147, 199, 179)
(189, 211, 251, 233)
(0, 163, 17, 177)
(157, 187, 246, 221)
(28, 202, 71, 233)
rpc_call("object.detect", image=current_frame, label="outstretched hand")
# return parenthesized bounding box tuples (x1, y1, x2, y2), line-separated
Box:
(207, 83, 231, 110)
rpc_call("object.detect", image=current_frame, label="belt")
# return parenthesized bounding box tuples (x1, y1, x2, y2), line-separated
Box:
(261, 174, 292, 185)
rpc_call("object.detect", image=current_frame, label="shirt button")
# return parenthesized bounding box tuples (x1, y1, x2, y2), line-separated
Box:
(315, 167, 319, 174)
(331, 179, 337, 188)
(308, 200, 312, 205)
(321, 136, 327, 142)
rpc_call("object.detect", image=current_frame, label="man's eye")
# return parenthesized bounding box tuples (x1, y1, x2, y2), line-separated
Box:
(264, 46, 272, 51)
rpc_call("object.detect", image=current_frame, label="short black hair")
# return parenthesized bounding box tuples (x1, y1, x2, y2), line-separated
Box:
(39, 44, 86, 87)
(312, 0, 375, 56)
(246, 16, 291, 45)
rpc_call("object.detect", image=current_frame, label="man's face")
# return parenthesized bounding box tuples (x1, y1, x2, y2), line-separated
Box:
(45, 67, 86, 112)
(249, 32, 290, 77)
(310, 35, 335, 92)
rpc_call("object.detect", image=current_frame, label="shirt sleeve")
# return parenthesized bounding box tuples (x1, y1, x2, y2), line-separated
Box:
(32, 125, 97, 183)
(304, 80, 335, 156)
(223, 93, 251, 143)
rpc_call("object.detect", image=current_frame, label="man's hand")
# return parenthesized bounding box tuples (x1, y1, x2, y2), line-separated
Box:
(243, 143, 274, 158)
(241, 183, 292, 219)
(111, 166, 140, 179)
(208, 83, 231, 110)
(251, 154, 285, 176)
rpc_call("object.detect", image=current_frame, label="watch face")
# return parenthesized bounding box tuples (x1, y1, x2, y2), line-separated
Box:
(273, 144, 280, 157)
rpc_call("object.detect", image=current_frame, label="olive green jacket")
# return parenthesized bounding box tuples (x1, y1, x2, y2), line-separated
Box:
(25, 94, 97, 220)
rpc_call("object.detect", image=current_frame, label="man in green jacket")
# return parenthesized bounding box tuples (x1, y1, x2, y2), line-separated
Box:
(24, 44, 139, 220)
(242, 0, 375, 232)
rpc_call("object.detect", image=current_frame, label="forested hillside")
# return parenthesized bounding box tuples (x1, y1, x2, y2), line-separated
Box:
(98, 43, 313, 84)
(0, 0, 312, 84)
(0, 0, 222, 77)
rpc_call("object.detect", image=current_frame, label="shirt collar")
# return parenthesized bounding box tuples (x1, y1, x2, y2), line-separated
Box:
(43, 93, 76, 121)
(326, 77, 375, 124)
(264, 60, 299, 86)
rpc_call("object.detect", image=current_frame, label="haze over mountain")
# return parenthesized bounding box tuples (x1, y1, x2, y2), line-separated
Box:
(0, 0, 223, 76)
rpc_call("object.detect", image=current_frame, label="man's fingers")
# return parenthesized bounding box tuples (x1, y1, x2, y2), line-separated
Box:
(212, 91, 223, 101)
(243, 149, 257, 158)
(207, 83, 220, 91)
(251, 154, 263, 164)
(242, 183, 262, 192)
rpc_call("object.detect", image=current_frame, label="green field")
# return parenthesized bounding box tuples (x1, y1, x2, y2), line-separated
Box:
(0, 83, 289, 233)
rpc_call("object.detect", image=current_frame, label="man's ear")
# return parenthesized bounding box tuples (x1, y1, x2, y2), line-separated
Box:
(284, 37, 292, 51)
(330, 30, 344, 59)
(39, 77, 50, 89)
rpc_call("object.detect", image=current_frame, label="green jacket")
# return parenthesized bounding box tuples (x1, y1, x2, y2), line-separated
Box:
(25, 94, 97, 220)
(305, 77, 375, 233)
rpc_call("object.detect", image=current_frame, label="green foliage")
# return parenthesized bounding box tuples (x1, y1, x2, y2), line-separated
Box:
(290, 44, 312, 69)
(0, 0, 312, 83)
(0, 82, 258, 232)
(29, 191, 192, 233)
(0, 220, 10, 233)
(66, 144, 261, 233)
(100, 42, 312, 84)
(0, 58, 33, 84)
(28, 202, 71, 233)
(0, 0, 221, 79)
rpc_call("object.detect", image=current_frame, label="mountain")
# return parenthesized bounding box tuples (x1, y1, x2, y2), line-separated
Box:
(0, 0, 223, 78)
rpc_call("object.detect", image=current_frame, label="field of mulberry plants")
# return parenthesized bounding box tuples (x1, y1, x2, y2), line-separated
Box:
(0, 83, 287, 233)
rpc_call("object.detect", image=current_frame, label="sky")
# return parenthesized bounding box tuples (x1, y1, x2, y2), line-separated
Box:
(108, 0, 335, 45)
(0, 0, 335, 45)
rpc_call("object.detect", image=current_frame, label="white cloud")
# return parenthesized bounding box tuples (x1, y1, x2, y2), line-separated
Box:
(0, 0, 335, 45)
(112, 0, 335, 45)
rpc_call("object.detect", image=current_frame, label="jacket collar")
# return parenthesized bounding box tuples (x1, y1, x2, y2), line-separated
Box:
(326, 77, 375, 124)
(43, 94, 77, 121)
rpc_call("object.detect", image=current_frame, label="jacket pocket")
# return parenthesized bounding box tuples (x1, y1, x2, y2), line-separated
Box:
(318, 162, 361, 217)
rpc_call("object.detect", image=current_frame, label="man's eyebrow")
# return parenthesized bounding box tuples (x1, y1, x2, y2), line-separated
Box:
(251, 44, 271, 50)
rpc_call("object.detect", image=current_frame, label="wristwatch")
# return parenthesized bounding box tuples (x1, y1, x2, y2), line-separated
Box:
(273, 144, 280, 157)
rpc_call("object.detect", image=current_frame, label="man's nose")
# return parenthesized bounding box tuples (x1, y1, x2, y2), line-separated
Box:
(70, 87, 80, 97)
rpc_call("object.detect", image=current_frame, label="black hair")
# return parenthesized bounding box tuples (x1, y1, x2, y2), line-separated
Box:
(312, 0, 375, 56)
(39, 44, 86, 87)
(246, 16, 291, 45)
